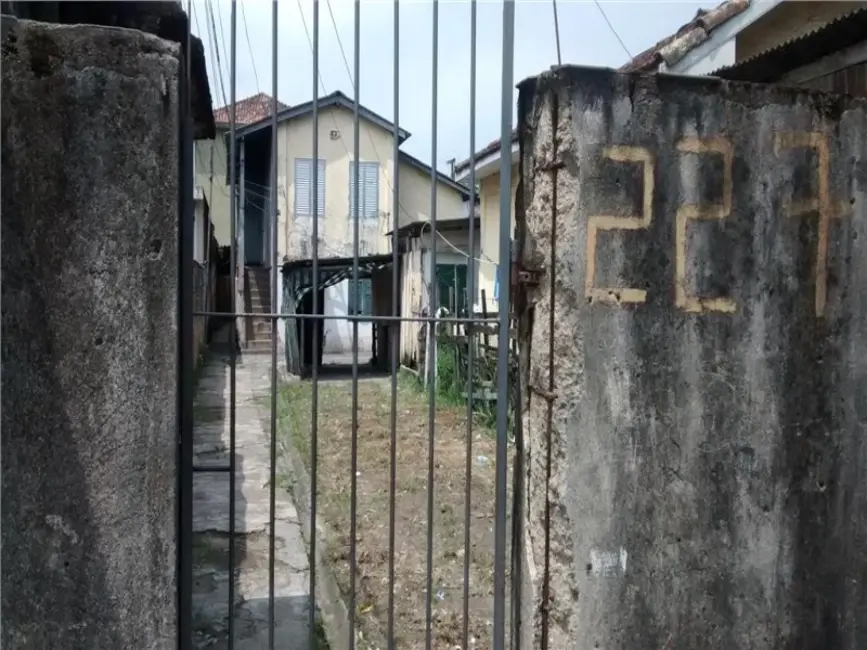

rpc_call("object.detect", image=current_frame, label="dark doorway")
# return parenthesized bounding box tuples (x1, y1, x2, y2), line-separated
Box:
(297, 288, 324, 375)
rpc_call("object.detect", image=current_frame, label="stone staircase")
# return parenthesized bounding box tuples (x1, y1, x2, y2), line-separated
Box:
(243, 267, 275, 353)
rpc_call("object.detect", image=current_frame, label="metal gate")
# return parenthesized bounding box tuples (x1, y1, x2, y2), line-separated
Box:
(178, 1, 520, 648)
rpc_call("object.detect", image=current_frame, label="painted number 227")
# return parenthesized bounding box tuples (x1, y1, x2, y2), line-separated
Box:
(584, 133, 851, 317)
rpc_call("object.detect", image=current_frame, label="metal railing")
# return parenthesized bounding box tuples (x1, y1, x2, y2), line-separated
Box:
(180, 1, 517, 648)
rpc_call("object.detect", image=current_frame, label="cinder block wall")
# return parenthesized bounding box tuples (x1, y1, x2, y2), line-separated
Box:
(517, 67, 867, 650)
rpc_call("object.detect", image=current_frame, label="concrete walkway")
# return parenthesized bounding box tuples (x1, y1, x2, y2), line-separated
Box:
(192, 351, 311, 649)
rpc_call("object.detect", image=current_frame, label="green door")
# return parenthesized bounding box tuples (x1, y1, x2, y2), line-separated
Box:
(436, 264, 468, 314)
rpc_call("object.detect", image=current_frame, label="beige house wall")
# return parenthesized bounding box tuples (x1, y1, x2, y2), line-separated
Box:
(397, 157, 466, 226)
(193, 108, 465, 258)
(193, 105, 465, 356)
(276, 106, 391, 260)
(265, 103, 465, 356)
(478, 163, 518, 309)
(275, 105, 465, 262)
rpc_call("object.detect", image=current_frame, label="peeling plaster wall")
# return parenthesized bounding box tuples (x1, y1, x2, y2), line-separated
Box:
(517, 67, 867, 650)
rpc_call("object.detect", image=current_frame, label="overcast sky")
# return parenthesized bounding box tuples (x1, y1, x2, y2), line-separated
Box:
(192, 0, 708, 169)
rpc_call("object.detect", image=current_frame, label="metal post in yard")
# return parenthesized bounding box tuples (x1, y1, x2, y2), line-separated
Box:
(494, 1, 516, 647)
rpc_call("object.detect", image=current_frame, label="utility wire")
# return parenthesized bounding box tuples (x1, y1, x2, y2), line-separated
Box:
(325, 0, 355, 94)
(192, 3, 224, 117)
(213, 0, 230, 72)
(204, 0, 229, 107)
(296, 0, 406, 227)
(214, 181, 351, 259)
(313, 0, 490, 265)
(240, 0, 261, 93)
(296, 0, 353, 161)
(193, 0, 220, 249)
(324, 0, 395, 193)
(320, 0, 467, 244)
(209, 0, 476, 266)
(594, 0, 632, 59)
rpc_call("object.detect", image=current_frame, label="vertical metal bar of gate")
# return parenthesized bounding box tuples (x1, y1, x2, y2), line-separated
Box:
(268, 2, 279, 648)
(349, 1, 362, 647)
(425, 2, 440, 648)
(179, 1, 518, 647)
(494, 1, 516, 647)
(178, 3, 194, 648)
(462, 2, 478, 648)
(387, 0, 400, 647)
(309, 0, 322, 646)
(227, 1, 238, 647)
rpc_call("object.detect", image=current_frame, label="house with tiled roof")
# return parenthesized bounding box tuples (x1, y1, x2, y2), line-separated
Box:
(212, 92, 290, 126)
(195, 92, 289, 248)
(196, 89, 469, 356)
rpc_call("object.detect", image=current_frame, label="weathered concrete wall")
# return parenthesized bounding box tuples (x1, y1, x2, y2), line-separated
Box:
(517, 66, 867, 650)
(2, 19, 179, 649)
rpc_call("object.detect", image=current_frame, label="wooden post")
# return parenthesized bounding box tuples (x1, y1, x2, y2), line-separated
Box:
(481, 288, 490, 351)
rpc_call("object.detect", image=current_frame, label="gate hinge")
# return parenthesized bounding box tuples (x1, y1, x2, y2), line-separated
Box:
(511, 263, 545, 288)
(530, 385, 558, 402)
(538, 159, 565, 173)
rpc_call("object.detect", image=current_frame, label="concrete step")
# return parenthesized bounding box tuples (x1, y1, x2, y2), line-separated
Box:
(250, 318, 272, 332)
(244, 339, 276, 352)
(245, 295, 272, 306)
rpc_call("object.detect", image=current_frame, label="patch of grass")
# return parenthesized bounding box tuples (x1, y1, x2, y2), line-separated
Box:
(275, 375, 510, 650)
(313, 617, 330, 650)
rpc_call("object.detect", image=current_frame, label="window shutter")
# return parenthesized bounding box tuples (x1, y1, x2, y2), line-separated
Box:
(349, 162, 357, 219)
(362, 162, 378, 219)
(315, 159, 325, 216)
(295, 159, 310, 216)
(295, 158, 325, 217)
(349, 161, 379, 219)
(295, 158, 311, 217)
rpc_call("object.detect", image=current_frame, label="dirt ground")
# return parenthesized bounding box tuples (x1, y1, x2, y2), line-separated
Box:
(277, 372, 511, 650)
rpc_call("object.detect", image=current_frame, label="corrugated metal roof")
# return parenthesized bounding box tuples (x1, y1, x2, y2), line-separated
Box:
(712, 6, 867, 82)
(619, 0, 750, 73)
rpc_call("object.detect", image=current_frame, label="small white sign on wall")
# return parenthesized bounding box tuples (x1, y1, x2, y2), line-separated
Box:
(589, 547, 628, 578)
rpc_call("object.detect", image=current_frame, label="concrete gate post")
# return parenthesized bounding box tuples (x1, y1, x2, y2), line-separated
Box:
(2, 19, 179, 649)
(516, 67, 867, 650)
